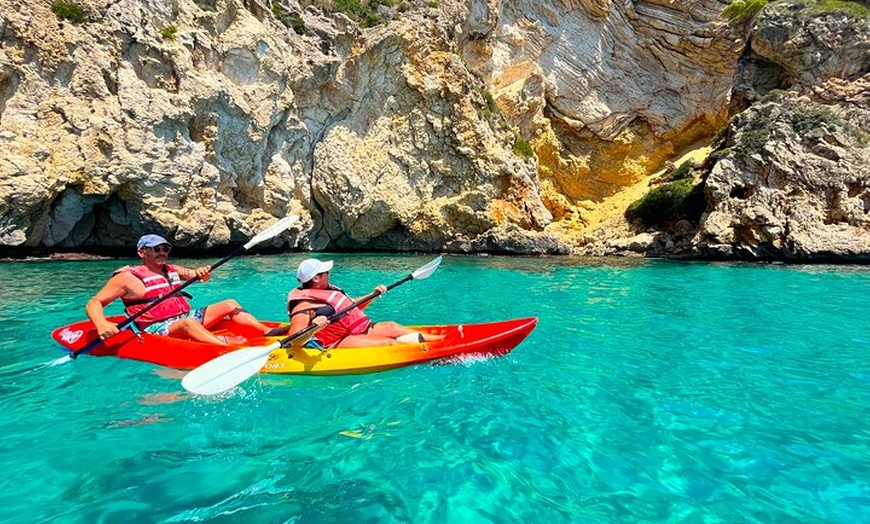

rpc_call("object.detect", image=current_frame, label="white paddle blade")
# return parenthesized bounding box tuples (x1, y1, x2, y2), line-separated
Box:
(181, 342, 281, 395)
(243, 215, 298, 250)
(412, 255, 442, 280)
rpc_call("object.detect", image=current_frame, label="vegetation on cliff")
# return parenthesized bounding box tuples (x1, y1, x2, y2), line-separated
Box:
(50, 0, 86, 24)
(625, 163, 706, 230)
(300, 0, 409, 28)
(722, 0, 769, 23)
(272, 2, 307, 34)
(722, 0, 869, 26)
(801, 0, 870, 18)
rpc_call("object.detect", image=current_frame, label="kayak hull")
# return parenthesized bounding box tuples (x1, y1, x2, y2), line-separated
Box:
(52, 317, 537, 375)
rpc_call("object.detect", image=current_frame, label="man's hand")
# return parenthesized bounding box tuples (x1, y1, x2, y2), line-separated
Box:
(195, 265, 212, 282)
(374, 284, 387, 295)
(95, 320, 120, 340)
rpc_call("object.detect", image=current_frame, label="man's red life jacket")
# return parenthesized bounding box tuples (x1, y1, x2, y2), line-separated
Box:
(116, 264, 191, 329)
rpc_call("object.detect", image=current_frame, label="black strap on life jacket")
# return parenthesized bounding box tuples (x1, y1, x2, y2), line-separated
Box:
(289, 304, 337, 318)
(123, 291, 193, 307)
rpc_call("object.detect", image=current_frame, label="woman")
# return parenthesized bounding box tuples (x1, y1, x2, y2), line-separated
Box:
(286, 258, 443, 348)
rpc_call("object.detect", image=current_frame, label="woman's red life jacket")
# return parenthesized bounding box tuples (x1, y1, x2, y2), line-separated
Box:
(287, 286, 371, 347)
(116, 264, 191, 329)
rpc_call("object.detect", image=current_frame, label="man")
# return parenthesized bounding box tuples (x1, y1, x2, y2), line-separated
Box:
(86, 234, 275, 345)
(286, 258, 443, 348)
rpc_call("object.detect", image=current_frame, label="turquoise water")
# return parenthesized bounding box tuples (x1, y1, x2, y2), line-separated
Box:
(1, 254, 869, 523)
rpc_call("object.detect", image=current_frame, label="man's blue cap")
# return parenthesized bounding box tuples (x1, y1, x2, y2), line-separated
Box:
(137, 234, 171, 250)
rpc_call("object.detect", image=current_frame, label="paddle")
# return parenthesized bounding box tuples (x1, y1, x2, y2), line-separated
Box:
(70, 215, 299, 359)
(181, 255, 443, 395)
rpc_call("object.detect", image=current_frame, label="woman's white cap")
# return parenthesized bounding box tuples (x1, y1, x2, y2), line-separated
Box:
(297, 258, 334, 283)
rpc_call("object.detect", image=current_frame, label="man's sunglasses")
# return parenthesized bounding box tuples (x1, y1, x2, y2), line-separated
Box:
(146, 245, 172, 253)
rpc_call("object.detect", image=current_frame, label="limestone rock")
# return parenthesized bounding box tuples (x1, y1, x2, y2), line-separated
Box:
(732, 1, 870, 108)
(0, 0, 562, 254)
(1, 0, 867, 261)
(696, 84, 870, 260)
(459, 0, 743, 207)
(687, 4, 870, 261)
(752, 3, 870, 87)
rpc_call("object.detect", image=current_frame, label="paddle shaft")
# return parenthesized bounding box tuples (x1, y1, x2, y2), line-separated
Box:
(71, 244, 250, 358)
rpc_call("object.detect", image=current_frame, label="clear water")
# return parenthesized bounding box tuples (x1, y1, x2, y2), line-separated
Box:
(1, 254, 868, 523)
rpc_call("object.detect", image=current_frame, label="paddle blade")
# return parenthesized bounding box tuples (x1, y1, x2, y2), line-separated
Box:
(412, 255, 442, 280)
(243, 215, 298, 250)
(181, 342, 281, 395)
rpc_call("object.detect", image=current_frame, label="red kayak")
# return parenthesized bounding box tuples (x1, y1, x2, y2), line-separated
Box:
(51, 317, 538, 375)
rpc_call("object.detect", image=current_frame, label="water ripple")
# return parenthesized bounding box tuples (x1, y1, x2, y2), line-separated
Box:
(2, 256, 870, 523)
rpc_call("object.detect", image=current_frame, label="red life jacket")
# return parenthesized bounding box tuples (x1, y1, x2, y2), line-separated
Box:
(116, 264, 191, 329)
(287, 286, 371, 347)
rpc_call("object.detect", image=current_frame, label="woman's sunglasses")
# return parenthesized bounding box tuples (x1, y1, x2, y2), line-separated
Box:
(146, 245, 172, 253)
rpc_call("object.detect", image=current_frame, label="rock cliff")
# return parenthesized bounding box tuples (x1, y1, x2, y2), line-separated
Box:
(696, 3, 870, 261)
(581, 1, 870, 260)
(0, 0, 867, 260)
(0, 0, 561, 254)
(460, 0, 741, 209)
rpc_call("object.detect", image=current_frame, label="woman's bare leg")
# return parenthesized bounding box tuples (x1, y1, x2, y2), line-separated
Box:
(368, 321, 445, 341)
(167, 317, 232, 345)
(202, 299, 270, 333)
(334, 334, 401, 348)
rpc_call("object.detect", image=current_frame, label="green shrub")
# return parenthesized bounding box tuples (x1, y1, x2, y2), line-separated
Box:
(763, 89, 786, 101)
(273, 2, 306, 34)
(51, 0, 86, 24)
(786, 104, 870, 145)
(360, 11, 381, 28)
(288, 13, 306, 34)
(161, 25, 178, 40)
(300, 0, 399, 28)
(664, 161, 695, 182)
(852, 130, 870, 146)
(721, 0, 768, 24)
(626, 179, 706, 228)
(712, 125, 730, 149)
(734, 103, 776, 158)
(427, 1, 439, 7)
(334, 0, 368, 22)
(481, 89, 501, 121)
(738, 128, 771, 158)
(790, 106, 842, 135)
(513, 137, 534, 158)
(806, 0, 870, 18)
